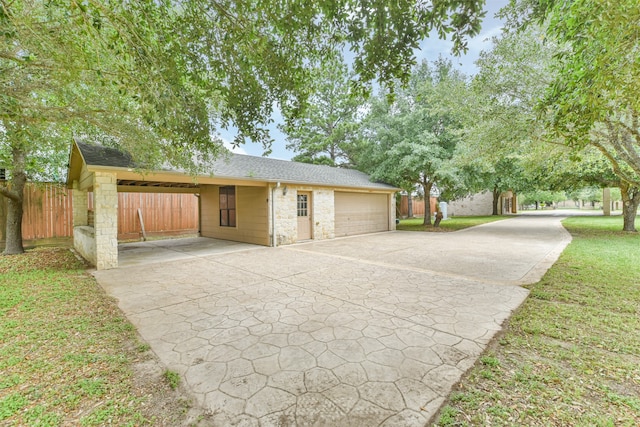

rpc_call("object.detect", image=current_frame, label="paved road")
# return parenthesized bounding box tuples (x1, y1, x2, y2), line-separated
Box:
(95, 213, 571, 426)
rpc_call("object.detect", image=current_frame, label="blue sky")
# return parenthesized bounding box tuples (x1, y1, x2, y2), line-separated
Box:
(220, 0, 509, 160)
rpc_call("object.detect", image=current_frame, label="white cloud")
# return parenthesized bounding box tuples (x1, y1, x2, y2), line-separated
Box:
(466, 25, 503, 55)
(222, 138, 248, 155)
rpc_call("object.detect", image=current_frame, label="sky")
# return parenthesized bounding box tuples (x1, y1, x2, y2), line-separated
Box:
(219, 0, 510, 160)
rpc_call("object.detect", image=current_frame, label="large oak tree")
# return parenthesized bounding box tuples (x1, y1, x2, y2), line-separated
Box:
(501, 0, 640, 230)
(360, 59, 468, 225)
(540, 0, 640, 230)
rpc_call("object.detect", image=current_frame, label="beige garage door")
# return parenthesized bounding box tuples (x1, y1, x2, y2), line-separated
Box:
(334, 192, 389, 237)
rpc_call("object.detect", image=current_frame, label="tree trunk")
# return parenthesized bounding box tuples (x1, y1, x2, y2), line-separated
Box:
(620, 182, 639, 232)
(422, 180, 433, 226)
(407, 192, 413, 218)
(434, 210, 443, 227)
(1, 145, 27, 255)
(4, 190, 25, 254)
(492, 185, 500, 216)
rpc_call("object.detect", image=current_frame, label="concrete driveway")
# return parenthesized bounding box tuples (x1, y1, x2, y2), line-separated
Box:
(95, 214, 571, 426)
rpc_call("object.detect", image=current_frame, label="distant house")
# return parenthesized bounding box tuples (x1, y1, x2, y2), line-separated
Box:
(66, 140, 398, 269)
(447, 191, 517, 216)
(399, 191, 517, 218)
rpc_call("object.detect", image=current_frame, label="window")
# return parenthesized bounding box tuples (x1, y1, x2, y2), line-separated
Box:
(219, 186, 236, 227)
(297, 194, 308, 217)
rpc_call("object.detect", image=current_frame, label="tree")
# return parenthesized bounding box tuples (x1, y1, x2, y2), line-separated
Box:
(1, 0, 488, 254)
(533, 145, 639, 230)
(538, 0, 640, 142)
(519, 189, 565, 209)
(1, 1, 214, 254)
(361, 59, 468, 225)
(540, 0, 640, 230)
(278, 55, 364, 167)
(466, 157, 528, 215)
(501, 0, 640, 230)
(588, 119, 640, 230)
(450, 24, 557, 216)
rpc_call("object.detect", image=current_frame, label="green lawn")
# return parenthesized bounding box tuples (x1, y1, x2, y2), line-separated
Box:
(0, 248, 199, 426)
(435, 216, 640, 426)
(397, 215, 508, 232)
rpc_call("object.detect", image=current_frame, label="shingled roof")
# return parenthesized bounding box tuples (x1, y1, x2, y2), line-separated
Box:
(76, 141, 136, 169)
(74, 140, 396, 191)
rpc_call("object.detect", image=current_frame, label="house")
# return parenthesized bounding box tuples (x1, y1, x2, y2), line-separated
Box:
(447, 190, 517, 216)
(66, 140, 398, 269)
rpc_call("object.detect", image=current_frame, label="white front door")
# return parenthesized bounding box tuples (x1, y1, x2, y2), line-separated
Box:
(297, 192, 312, 241)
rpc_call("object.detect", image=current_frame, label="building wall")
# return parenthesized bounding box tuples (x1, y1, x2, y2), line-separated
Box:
(447, 191, 494, 216)
(200, 184, 269, 245)
(114, 181, 393, 248)
(270, 185, 343, 245)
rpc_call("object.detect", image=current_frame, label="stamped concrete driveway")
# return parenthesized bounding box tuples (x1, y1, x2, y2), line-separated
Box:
(95, 213, 571, 426)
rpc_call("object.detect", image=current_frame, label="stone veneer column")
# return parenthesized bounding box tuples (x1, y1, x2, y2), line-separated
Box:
(312, 189, 335, 240)
(72, 180, 88, 226)
(93, 172, 118, 269)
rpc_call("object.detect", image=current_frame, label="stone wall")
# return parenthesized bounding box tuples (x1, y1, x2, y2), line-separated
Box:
(271, 185, 338, 245)
(272, 185, 298, 246)
(448, 191, 494, 216)
(312, 188, 335, 240)
(71, 180, 95, 266)
(73, 226, 96, 266)
(72, 183, 88, 227)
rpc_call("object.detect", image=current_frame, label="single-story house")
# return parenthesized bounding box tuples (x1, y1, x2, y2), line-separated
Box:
(66, 140, 398, 269)
(447, 190, 517, 216)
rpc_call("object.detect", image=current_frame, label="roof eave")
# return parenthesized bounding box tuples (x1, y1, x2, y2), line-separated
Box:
(66, 139, 87, 188)
(83, 164, 397, 191)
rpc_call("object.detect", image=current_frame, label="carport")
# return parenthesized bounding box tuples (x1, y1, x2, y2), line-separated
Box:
(66, 139, 397, 269)
(116, 237, 262, 268)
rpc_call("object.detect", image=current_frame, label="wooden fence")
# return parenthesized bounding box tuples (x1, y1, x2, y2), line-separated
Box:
(109, 192, 199, 240)
(0, 183, 199, 245)
(399, 195, 438, 218)
(0, 183, 73, 243)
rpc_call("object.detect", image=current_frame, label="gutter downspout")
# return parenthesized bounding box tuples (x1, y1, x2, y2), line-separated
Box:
(271, 182, 280, 247)
(195, 193, 201, 237)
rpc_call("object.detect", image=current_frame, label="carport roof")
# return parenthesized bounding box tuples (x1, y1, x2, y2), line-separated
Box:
(71, 140, 398, 191)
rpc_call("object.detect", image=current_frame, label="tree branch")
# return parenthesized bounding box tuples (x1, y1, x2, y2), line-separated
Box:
(602, 119, 640, 178)
(0, 184, 20, 201)
(591, 138, 640, 187)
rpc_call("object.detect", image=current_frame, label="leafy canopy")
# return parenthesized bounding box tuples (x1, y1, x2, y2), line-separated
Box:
(1, 0, 487, 173)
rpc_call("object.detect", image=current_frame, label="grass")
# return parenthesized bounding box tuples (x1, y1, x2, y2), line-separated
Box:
(434, 216, 640, 426)
(0, 248, 200, 426)
(397, 215, 508, 232)
(164, 370, 181, 390)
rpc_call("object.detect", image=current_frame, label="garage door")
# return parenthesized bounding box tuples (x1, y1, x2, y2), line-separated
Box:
(334, 192, 389, 237)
